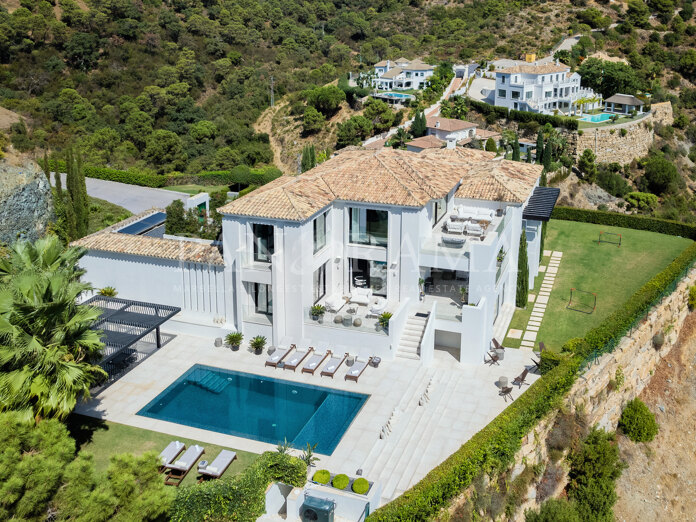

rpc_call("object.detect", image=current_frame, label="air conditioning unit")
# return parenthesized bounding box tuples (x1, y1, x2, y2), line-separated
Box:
(300, 495, 335, 522)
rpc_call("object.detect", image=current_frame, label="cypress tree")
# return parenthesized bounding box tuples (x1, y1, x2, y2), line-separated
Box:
(410, 111, 426, 138)
(526, 148, 532, 163)
(300, 144, 316, 173)
(42, 151, 50, 179)
(485, 137, 497, 152)
(54, 169, 63, 198)
(309, 144, 316, 167)
(540, 170, 548, 187)
(516, 230, 529, 308)
(542, 139, 552, 170)
(535, 130, 544, 164)
(76, 149, 89, 237)
(512, 136, 520, 161)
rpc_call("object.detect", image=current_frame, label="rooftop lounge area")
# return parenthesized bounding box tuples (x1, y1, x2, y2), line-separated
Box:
(421, 205, 506, 256)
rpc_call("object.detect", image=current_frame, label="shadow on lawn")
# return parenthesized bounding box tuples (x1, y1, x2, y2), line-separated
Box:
(66, 413, 109, 452)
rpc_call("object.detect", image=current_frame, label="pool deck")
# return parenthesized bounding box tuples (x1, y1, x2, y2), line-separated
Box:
(77, 332, 539, 504)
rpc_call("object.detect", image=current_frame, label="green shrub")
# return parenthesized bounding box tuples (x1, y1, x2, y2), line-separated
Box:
(352, 477, 370, 494)
(525, 499, 581, 522)
(332, 474, 350, 490)
(567, 428, 625, 522)
(539, 350, 564, 374)
(313, 469, 330, 484)
(688, 285, 696, 310)
(171, 452, 306, 522)
(561, 337, 584, 353)
(618, 399, 659, 442)
(465, 98, 578, 130)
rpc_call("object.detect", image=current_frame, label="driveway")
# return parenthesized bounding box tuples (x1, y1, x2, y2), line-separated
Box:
(52, 173, 188, 214)
(468, 77, 495, 102)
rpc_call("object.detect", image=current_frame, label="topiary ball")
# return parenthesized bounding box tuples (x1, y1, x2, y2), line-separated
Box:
(618, 398, 659, 442)
(312, 469, 330, 484)
(352, 477, 370, 495)
(332, 473, 349, 490)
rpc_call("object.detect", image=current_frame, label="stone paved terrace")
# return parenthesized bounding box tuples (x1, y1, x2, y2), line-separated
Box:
(77, 332, 539, 505)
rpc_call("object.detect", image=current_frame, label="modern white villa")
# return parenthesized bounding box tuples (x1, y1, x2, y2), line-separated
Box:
(493, 61, 601, 115)
(75, 148, 558, 367)
(371, 58, 434, 90)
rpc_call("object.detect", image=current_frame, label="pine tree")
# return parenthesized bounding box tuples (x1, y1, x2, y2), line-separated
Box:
(535, 130, 544, 164)
(512, 136, 521, 161)
(542, 139, 552, 170)
(485, 137, 497, 152)
(516, 230, 529, 308)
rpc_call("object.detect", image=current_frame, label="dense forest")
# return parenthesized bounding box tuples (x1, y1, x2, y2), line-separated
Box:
(0, 0, 567, 174)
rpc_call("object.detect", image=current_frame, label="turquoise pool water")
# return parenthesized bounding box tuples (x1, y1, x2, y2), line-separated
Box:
(383, 92, 412, 99)
(138, 365, 369, 455)
(580, 113, 613, 123)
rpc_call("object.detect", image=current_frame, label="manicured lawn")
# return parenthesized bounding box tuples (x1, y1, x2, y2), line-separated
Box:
(505, 220, 692, 351)
(87, 196, 131, 234)
(163, 184, 229, 195)
(67, 414, 259, 487)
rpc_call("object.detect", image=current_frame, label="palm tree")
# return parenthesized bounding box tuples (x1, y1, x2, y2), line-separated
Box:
(0, 238, 105, 422)
(391, 127, 410, 149)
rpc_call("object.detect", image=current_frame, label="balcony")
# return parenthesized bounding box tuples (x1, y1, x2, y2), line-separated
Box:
(243, 306, 273, 326)
(303, 302, 392, 336)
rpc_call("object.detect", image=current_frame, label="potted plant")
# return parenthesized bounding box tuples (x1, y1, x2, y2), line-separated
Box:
(418, 278, 425, 301)
(459, 287, 468, 305)
(310, 304, 326, 322)
(225, 332, 243, 351)
(378, 312, 393, 331)
(250, 335, 266, 355)
(496, 248, 506, 265)
(98, 286, 118, 297)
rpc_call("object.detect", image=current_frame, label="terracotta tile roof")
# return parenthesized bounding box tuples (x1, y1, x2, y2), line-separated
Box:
(381, 67, 404, 79)
(406, 135, 445, 149)
(364, 138, 388, 150)
(218, 148, 542, 221)
(455, 160, 541, 203)
(72, 210, 224, 265)
(475, 128, 502, 139)
(394, 57, 409, 64)
(499, 63, 570, 75)
(426, 116, 477, 132)
(407, 59, 434, 70)
(374, 60, 388, 67)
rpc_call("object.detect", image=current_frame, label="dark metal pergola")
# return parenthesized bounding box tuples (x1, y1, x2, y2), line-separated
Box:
(84, 296, 180, 380)
(523, 186, 561, 222)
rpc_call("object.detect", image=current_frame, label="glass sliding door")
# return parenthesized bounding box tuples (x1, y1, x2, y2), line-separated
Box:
(349, 258, 387, 297)
(349, 208, 388, 247)
(313, 263, 327, 303)
(253, 224, 274, 263)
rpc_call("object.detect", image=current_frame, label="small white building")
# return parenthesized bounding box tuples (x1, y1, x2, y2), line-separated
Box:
(76, 148, 560, 366)
(372, 58, 434, 91)
(426, 116, 478, 143)
(493, 61, 601, 115)
(603, 94, 644, 115)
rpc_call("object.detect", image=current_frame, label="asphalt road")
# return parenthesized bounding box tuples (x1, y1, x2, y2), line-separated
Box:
(52, 172, 188, 214)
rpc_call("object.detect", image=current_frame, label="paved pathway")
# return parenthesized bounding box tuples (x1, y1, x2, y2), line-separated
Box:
(52, 172, 188, 214)
(518, 250, 563, 349)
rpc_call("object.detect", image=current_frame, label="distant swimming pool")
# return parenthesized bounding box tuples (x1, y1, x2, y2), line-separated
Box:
(381, 92, 413, 99)
(580, 113, 613, 123)
(138, 365, 368, 455)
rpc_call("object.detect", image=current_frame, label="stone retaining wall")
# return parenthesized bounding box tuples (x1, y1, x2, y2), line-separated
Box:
(510, 266, 696, 519)
(573, 113, 655, 166)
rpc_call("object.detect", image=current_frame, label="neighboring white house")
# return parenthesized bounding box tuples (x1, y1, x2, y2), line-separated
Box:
(372, 58, 435, 91)
(76, 148, 559, 366)
(405, 117, 502, 151)
(493, 61, 601, 115)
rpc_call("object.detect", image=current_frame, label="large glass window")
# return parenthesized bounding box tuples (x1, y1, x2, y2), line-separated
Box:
(253, 224, 274, 263)
(431, 198, 446, 228)
(511, 91, 520, 100)
(313, 263, 327, 303)
(350, 258, 387, 297)
(253, 283, 272, 315)
(313, 212, 327, 254)
(349, 208, 388, 247)
(498, 89, 506, 98)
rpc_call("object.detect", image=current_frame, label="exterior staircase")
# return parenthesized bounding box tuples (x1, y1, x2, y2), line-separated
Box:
(396, 313, 428, 360)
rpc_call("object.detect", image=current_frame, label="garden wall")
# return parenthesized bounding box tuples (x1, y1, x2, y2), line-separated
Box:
(509, 266, 696, 519)
(573, 113, 655, 166)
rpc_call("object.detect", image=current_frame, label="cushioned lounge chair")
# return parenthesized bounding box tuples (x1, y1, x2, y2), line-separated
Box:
(197, 449, 237, 482)
(350, 288, 372, 306)
(265, 344, 295, 367)
(321, 352, 348, 378)
(324, 294, 344, 313)
(446, 220, 466, 234)
(165, 444, 205, 486)
(302, 350, 331, 375)
(284, 347, 314, 371)
(345, 357, 373, 382)
(158, 441, 185, 472)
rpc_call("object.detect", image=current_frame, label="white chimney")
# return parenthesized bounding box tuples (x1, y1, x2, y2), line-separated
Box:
(435, 120, 440, 128)
(387, 60, 390, 69)
(446, 139, 456, 149)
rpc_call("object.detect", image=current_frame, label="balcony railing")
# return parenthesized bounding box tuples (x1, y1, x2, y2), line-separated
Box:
(304, 307, 388, 336)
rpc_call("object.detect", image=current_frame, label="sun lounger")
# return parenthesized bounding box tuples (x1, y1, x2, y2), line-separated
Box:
(512, 368, 529, 387)
(158, 441, 185, 472)
(265, 344, 295, 367)
(321, 352, 348, 377)
(197, 449, 237, 482)
(164, 444, 205, 486)
(302, 350, 331, 374)
(284, 347, 314, 371)
(345, 357, 373, 382)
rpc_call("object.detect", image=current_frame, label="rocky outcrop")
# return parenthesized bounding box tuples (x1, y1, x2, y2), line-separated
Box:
(0, 158, 54, 245)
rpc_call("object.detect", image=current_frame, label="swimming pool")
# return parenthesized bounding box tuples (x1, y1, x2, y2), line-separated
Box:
(138, 365, 369, 455)
(381, 92, 413, 99)
(579, 113, 613, 123)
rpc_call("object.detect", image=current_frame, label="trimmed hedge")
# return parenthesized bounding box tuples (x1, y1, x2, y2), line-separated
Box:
(551, 206, 696, 240)
(465, 98, 578, 130)
(539, 350, 564, 375)
(170, 452, 306, 522)
(369, 209, 696, 521)
(50, 161, 281, 190)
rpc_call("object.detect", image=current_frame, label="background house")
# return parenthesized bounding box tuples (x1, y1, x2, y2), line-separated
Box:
(604, 94, 644, 114)
(372, 58, 434, 90)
